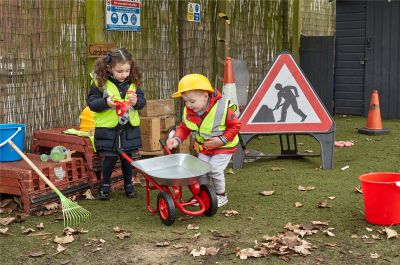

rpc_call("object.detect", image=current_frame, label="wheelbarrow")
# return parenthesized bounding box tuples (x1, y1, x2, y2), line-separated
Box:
(116, 140, 218, 225)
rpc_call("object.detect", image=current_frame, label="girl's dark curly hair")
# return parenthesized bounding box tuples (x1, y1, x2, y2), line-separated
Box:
(93, 48, 142, 89)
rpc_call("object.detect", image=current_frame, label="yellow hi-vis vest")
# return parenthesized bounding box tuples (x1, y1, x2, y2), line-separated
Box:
(182, 98, 239, 149)
(92, 79, 140, 128)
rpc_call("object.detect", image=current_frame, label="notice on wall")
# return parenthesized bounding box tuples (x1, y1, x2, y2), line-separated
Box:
(187, 2, 201, 22)
(106, 0, 141, 31)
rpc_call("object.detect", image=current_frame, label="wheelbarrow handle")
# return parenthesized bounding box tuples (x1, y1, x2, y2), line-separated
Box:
(159, 139, 172, 155)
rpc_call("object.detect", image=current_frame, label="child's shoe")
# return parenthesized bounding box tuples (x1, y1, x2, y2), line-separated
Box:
(217, 193, 228, 207)
(125, 184, 137, 199)
(99, 184, 110, 200)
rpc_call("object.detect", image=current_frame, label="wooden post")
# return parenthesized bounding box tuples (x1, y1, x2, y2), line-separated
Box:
(291, 0, 301, 62)
(85, 0, 106, 75)
(215, 0, 231, 91)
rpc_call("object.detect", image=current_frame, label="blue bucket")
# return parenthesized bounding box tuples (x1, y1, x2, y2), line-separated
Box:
(0, 124, 26, 162)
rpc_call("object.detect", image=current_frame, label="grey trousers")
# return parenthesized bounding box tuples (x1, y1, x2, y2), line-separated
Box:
(197, 153, 232, 194)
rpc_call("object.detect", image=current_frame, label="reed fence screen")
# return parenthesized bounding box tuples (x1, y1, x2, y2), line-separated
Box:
(0, 0, 335, 147)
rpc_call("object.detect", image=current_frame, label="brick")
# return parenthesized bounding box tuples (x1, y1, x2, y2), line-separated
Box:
(140, 99, 174, 117)
(0, 154, 90, 214)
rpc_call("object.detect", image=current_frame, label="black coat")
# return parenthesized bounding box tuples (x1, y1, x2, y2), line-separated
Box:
(87, 77, 146, 153)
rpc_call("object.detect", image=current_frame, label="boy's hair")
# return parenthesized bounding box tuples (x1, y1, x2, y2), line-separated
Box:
(93, 48, 142, 88)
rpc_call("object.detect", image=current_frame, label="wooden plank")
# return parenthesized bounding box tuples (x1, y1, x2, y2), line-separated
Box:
(140, 99, 175, 117)
(160, 115, 176, 131)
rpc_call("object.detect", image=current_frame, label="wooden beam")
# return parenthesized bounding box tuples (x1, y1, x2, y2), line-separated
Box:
(291, 0, 301, 62)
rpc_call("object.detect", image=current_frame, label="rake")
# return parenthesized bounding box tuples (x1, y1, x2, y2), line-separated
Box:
(7, 139, 91, 227)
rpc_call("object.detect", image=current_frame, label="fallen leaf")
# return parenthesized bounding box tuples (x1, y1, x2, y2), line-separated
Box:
(113, 226, 124, 232)
(317, 200, 332, 208)
(156, 241, 170, 247)
(294, 202, 303, 208)
(226, 168, 235, 174)
(0, 217, 15, 226)
(328, 196, 336, 200)
(83, 189, 95, 200)
(92, 247, 102, 253)
(29, 250, 45, 257)
(354, 185, 363, 194)
(248, 216, 254, 221)
(191, 232, 201, 239)
(366, 227, 373, 232)
(325, 243, 337, 247)
(56, 244, 66, 253)
(99, 238, 106, 244)
(209, 229, 232, 238)
(116, 232, 131, 239)
(205, 247, 220, 256)
(63, 227, 75, 235)
(293, 241, 312, 255)
(370, 252, 380, 259)
(45, 202, 59, 210)
(190, 247, 206, 257)
(0, 227, 9, 235)
(384, 228, 398, 239)
(323, 230, 335, 237)
(36, 222, 44, 230)
(222, 210, 239, 217)
(371, 234, 381, 240)
(298, 185, 315, 191)
(22, 228, 35, 234)
(187, 224, 199, 230)
(311, 221, 329, 226)
(340, 165, 349, 171)
(54, 235, 74, 244)
(351, 234, 358, 239)
(236, 247, 268, 259)
(259, 191, 275, 196)
(270, 167, 284, 171)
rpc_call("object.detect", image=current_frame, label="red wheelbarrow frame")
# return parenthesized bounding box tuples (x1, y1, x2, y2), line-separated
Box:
(116, 140, 217, 225)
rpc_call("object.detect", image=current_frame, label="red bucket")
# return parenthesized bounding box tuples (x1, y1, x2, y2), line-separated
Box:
(359, 172, 400, 225)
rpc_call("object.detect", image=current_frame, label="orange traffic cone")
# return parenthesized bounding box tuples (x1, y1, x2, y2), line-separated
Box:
(222, 57, 240, 115)
(358, 90, 389, 135)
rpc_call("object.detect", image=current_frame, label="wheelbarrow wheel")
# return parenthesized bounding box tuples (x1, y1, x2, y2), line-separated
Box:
(200, 184, 218, 216)
(157, 192, 176, 225)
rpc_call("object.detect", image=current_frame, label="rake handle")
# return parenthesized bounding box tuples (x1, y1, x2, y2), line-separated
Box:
(7, 140, 63, 197)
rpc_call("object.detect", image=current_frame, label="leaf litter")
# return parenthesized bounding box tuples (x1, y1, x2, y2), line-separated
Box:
(236, 221, 331, 260)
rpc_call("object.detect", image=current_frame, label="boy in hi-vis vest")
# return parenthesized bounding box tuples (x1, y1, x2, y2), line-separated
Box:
(167, 74, 241, 207)
(88, 48, 146, 200)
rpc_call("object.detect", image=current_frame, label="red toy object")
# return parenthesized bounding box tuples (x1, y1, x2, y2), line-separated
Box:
(116, 140, 218, 225)
(113, 100, 130, 117)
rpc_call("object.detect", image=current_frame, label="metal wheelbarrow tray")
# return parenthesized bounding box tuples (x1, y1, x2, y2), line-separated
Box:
(117, 141, 218, 226)
(131, 153, 210, 186)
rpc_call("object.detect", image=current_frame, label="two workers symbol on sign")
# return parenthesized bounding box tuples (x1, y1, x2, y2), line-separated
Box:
(252, 83, 307, 123)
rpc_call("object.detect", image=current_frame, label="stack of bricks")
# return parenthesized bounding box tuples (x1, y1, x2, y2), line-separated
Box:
(139, 99, 176, 155)
(0, 154, 90, 214)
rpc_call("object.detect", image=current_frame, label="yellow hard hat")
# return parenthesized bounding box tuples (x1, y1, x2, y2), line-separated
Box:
(172, 74, 214, 98)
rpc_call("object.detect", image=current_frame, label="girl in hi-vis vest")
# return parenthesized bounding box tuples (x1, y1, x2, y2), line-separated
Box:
(88, 48, 146, 200)
(167, 74, 241, 207)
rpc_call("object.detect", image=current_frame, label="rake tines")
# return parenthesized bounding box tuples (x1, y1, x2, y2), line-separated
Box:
(61, 196, 91, 227)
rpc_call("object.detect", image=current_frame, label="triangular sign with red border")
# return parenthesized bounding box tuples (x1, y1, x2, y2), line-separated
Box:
(239, 52, 333, 133)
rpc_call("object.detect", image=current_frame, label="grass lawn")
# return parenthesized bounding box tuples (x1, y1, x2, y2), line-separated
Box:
(1, 116, 399, 265)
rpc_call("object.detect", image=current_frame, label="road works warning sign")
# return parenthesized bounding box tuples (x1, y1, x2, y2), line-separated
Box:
(239, 52, 333, 133)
